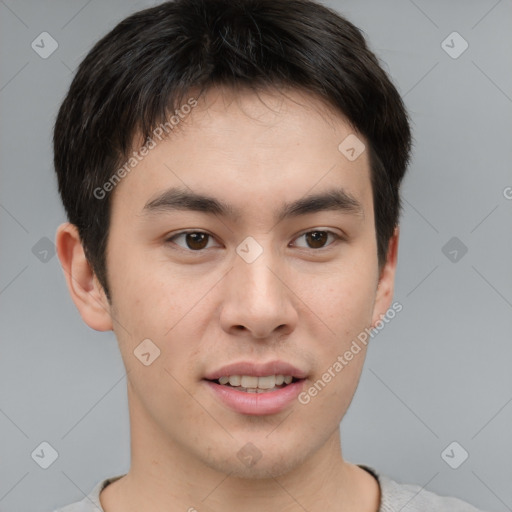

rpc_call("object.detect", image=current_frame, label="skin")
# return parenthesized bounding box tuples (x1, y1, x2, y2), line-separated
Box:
(56, 86, 399, 512)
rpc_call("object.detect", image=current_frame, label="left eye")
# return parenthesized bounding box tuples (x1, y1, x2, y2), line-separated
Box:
(291, 230, 341, 249)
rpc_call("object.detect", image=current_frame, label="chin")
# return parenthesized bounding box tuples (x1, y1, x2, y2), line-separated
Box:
(198, 438, 309, 480)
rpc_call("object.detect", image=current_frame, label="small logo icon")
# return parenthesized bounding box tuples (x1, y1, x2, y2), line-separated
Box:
(236, 236, 263, 264)
(442, 237, 468, 263)
(32, 236, 56, 263)
(441, 441, 469, 469)
(338, 134, 366, 161)
(134, 338, 161, 366)
(31, 32, 59, 59)
(441, 32, 468, 59)
(31, 441, 59, 469)
(237, 442, 262, 467)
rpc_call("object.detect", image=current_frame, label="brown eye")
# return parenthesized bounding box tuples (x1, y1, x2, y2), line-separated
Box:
(167, 231, 219, 251)
(305, 231, 328, 248)
(185, 232, 209, 250)
(292, 230, 340, 250)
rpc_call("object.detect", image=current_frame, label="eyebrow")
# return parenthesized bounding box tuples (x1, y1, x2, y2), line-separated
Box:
(142, 186, 363, 222)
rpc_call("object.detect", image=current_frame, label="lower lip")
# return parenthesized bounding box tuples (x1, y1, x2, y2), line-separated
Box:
(204, 379, 305, 415)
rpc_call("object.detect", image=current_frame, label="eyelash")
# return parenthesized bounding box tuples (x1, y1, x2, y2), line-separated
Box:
(165, 229, 343, 252)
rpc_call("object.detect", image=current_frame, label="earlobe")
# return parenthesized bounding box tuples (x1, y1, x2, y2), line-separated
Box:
(55, 222, 113, 331)
(371, 227, 399, 327)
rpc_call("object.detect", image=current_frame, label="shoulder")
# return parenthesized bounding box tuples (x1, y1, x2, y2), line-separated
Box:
(51, 474, 126, 512)
(359, 465, 489, 512)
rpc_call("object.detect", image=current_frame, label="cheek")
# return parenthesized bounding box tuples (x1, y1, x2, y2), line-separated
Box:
(301, 263, 378, 338)
(109, 265, 201, 413)
(108, 254, 207, 376)
(108, 248, 177, 331)
(292, 253, 378, 404)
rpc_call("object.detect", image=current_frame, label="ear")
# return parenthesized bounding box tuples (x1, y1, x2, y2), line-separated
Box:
(371, 226, 399, 327)
(55, 222, 113, 331)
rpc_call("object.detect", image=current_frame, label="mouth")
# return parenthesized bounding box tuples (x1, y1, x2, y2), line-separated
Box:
(203, 375, 306, 415)
(202, 360, 308, 414)
(204, 375, 303, 393)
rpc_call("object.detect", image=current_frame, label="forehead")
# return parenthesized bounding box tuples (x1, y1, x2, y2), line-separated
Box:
(109, 86, 373, 222)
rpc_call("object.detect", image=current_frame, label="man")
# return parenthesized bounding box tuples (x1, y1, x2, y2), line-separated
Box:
(52, 0, 487, 510)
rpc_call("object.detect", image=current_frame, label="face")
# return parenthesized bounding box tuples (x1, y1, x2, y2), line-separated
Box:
(89, 87, 396, 478)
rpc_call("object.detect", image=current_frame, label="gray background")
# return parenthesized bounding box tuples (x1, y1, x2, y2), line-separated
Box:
(0, 0, 511, 511)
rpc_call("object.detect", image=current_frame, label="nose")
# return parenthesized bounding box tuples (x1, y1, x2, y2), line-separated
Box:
(219, 243, 298, 340)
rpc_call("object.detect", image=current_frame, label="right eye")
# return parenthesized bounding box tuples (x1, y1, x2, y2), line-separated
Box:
(165, 230, 222, 251)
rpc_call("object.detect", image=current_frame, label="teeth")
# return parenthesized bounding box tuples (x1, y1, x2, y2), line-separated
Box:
(228, 375, 241, 386)
(241, 375, 259, 388)
(239, 387, 280, 393)
(216, 374, 295, 389)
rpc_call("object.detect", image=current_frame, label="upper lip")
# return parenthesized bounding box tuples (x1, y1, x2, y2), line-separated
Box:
(204, 360, 308, 380)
